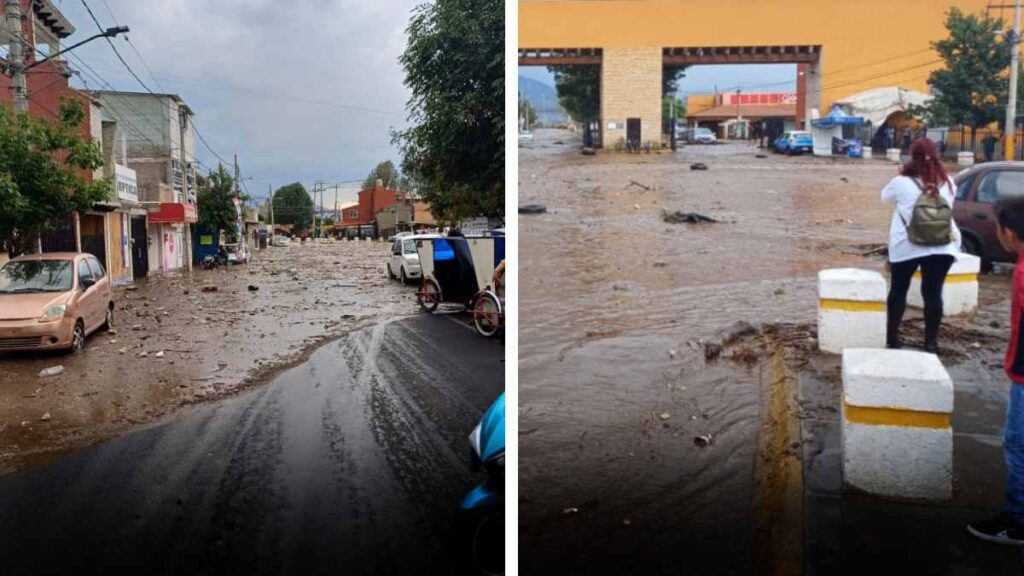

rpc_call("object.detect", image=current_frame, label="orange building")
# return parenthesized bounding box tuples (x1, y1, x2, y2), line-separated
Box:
(519, 0, 1002, 147)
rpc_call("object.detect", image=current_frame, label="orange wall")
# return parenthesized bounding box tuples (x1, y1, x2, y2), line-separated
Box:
(686, 95, 716, 115)
(520, 0, 999, 111)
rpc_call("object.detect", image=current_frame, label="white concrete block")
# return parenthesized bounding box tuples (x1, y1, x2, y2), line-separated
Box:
(907, 253, 980, 316)
(958, 151, 975, 167)
(861, 148, 873, 160)
(841, 348, 953, 500)
(886, 148, 901, 162)
(842, 349, 953, 413)
(819, 268, 887, 302)
(818, 269, 887, 354)
(842, 419, 952, 500)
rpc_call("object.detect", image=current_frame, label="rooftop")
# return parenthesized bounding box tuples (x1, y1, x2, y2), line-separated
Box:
(688, 103, 796, 120)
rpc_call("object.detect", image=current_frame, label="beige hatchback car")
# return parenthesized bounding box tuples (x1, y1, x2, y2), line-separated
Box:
(0, 252, 114, 352)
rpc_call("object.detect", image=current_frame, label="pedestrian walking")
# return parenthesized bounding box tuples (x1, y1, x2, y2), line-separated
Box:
(983, 133, 1000, 163)
(967, 196, 1024, 545)
(886, 125, 895, 149)
(881, 138, 960, 353)
(901, 128, 912, 152)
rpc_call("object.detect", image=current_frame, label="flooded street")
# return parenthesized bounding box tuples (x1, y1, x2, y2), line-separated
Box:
(518, 128, 1017, 573)
(0, 240, 412, 474)
(0, 314, 504, 575)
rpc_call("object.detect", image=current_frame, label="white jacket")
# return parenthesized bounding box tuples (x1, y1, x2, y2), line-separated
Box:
(881, 174, 961, 263)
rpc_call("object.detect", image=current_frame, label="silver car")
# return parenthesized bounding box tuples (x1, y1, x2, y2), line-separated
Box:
(387, 234, 440, 284)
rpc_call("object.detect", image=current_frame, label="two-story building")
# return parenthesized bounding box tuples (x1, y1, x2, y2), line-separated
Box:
(92, 91, 198, 274)
(340, 179, 408, 238)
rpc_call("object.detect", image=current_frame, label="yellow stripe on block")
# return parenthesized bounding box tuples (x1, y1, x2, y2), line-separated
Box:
(911, 272, 977, 284)
(819, 299, 885, 312)
(844, 403, 950, 429)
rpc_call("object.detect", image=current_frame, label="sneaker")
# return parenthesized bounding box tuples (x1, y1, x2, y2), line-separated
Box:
(967, 514, 1024, 545)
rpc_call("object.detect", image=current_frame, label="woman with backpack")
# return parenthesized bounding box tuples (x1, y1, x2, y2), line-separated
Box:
(882, 138, 961, 353)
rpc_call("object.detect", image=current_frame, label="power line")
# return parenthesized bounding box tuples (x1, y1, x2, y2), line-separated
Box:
(79, 0, 155, 93)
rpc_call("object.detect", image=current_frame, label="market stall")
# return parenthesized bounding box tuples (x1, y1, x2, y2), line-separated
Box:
(811, 104, 866, 157)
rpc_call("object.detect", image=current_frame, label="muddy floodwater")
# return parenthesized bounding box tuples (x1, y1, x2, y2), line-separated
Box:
(518, 129, 1015, 573)
(0, 240, 414, 474)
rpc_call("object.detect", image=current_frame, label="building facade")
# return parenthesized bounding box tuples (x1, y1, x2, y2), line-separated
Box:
(519, 0, 1000, 147)
(92, 91, 198, 274)
(340, 180, 408, 238)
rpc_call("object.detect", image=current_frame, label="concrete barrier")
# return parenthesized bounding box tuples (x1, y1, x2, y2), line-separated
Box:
(841, 348, 953, 500)
(818, 268, 887, 353)
(958, 151, 975, 167)
(906, 252, 980, 316)
(861, 147, 873, 160)
(886, 148, 901, 162)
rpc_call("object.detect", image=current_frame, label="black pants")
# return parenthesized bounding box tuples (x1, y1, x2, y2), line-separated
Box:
(887, 254, 955, 346)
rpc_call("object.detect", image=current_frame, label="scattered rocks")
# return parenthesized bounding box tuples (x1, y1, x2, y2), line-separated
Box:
(519, 204, 547, 215)
(694, 434, 712, 448)
(662, 211, 717, 224)
(40, 412, 51, 421)
(155, 351, 165, 358)
(581, 147, 596, 156)
(690, 163, 709, 170)
(247, 285, 259, 292)
(201, 286, 219, 293)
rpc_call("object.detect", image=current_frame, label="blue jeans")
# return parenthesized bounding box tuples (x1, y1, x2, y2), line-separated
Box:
(1006, 383, 1024, 525)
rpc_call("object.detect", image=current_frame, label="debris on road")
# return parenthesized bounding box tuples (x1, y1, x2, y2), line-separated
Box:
(581, 147, 596, 156)
(662, 210, 717, 224)
(519, 204, 548, 214)
(562, 507, 579, 516)
(40, 412, 51, 422)
(155, 351, 165, 358)
(38, 366, 64, 378)
(247, 285, 259, 292)
(201, 286, 218, 293)
(703, 321, 758, 361)
(694, 434, 712, 448)
(627, 180, 652, 191)
(690, 163, 708, 170)
(658, 412, 671, 421)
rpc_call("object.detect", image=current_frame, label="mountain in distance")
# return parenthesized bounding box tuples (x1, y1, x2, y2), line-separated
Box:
(518, 75, 568, 125)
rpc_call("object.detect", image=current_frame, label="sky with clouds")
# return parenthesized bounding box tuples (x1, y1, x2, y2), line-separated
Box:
(51, 0, 421, 205)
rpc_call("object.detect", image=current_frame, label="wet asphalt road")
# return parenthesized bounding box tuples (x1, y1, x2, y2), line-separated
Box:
(0, 314, 504, 576)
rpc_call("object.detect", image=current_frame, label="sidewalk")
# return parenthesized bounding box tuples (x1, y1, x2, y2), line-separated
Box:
(798, 322, 1024, 574)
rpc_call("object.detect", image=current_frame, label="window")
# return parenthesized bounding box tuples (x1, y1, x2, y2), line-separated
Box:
(955, 173, 976, 201)
(977, 170, 1024, 203)
(403, 240, 417, 254)
(349, 210, 359, 219)
(77, 261, 94, 288)
(392, 240, 401, 255)
(86, 257, 105, 280)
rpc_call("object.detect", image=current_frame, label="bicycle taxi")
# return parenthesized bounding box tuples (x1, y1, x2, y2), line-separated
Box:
(415, 234, 505, 338)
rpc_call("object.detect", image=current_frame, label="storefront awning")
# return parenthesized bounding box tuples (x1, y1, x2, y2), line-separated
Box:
(148, 203, 197, 224)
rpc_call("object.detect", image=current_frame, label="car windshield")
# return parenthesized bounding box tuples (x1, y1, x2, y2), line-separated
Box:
(0, 260, 74, 293)
(403, 240, 418, 254)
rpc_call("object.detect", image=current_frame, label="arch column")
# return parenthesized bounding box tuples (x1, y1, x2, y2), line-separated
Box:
(600, 46, 662, 148)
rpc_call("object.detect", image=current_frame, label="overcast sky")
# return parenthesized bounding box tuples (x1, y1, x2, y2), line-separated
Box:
(52, 0, 420, 206)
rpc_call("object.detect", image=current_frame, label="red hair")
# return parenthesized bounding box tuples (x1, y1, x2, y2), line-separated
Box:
(900, 138, 949, 195)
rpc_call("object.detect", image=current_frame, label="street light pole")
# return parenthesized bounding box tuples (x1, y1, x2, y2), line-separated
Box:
(1006, 0, 1022, 160)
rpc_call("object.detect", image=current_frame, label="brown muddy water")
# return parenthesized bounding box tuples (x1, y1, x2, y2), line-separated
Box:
(518, 129, 1013, 574)
(0, 240, 416, 474)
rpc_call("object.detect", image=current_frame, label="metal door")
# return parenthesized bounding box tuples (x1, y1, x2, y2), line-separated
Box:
(626, 118, 641, 149)
(130, 217, 148, 280)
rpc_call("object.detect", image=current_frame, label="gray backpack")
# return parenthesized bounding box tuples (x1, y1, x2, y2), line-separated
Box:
(900, 178, 953, 246)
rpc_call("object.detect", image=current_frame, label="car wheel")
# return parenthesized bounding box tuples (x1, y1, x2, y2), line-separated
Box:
(70, 320, 86, 353)
(387, 264, 396, 280)
(101, 305, 113, 331)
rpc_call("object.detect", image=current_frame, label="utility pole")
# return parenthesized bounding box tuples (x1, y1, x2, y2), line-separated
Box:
(5, 0, 26, 114)
(268, 184, 275, 245)
(333, 184, 340, 223)
(1007, 0, 1022, 161)
(311, 181, 320, 239)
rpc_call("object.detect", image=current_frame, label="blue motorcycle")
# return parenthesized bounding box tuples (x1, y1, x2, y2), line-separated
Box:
(455, 393, 504, 575)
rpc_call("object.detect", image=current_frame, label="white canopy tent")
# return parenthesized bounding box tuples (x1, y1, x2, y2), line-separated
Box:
(833, 87, 931, 127)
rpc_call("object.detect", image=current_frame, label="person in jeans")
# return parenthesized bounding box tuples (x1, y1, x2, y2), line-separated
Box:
(882, 138, 960, 353)
(968, 196, 1024, 544)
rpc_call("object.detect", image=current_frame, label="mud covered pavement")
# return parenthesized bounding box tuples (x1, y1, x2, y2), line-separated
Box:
(0, 240, 411, 474)
(0, 314, 504, 575)
(519, 129, 1019, 574)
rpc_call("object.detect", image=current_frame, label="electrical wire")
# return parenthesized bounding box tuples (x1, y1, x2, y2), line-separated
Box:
(79, 0, 155, 93)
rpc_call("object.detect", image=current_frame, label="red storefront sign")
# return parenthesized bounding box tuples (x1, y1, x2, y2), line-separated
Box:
(148, 203, 197, 224)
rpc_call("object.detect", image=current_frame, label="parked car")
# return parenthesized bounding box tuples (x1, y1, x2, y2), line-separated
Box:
(691, 127, 717, 144)
(223, 243, 249, 264)
(0, 252, 113, 353)
(773, 130, 814, 155)
(952, 161, 1024, 268)
(387, 233, 440, 285)
(272, 235, 291, 248)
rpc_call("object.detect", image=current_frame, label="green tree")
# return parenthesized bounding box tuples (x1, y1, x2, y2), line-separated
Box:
(925, 8, 1020, 144)
(272, 182, 313, 233)
(0, 100, 109, 256)
(393, 0, 504, 224)
(362, 160, 411, 191)
(549, 65, 600, 123)
(662, 96, 686, 120)
(197, 164, 248, 241)
(519, 92, 538, 129)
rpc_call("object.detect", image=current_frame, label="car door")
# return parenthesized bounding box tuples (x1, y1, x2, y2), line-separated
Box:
(75, 258, 100, 331)
(86, 256, 111, 327)
(390, 240, 402, 275)
(972, 168, 1024, 260)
